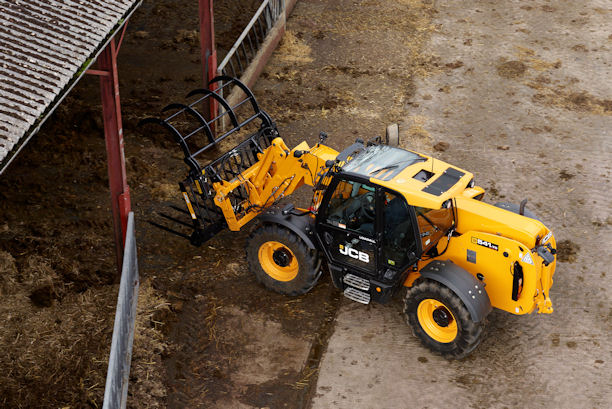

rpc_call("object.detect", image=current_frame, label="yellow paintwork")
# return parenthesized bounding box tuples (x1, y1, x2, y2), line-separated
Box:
(258, 241, 299, 281)
(461, 186, 485, 199)
(454, 196, 547, 249)
(214, 138, 475, 230)
(194, 179, 203, 194)
(452, 196, 555, 314)
(372, 153, 473, 209)
(204, 136, 556, 316)
(406, 195, 556, 315)
(417, 298, 458, 343)
(213, 137, 338, 231)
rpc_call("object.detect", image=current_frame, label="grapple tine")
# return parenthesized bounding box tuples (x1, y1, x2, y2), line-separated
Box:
(147, 220, 191, 240)
(168, 204, 213, 222)
(161, 102, 216, 144)
(158, 212, 193, 228)
(161, 103, 189, 113)
(208, 76, 269, 126)
(168, 204, 189, 215)
(144, 77, 280, 246)
(186, 88, 239, 128)
(137, 117, 181, 142)
(139, 117, 201, 173)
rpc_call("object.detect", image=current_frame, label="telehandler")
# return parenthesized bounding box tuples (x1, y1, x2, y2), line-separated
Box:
(142, 77, 557, 358)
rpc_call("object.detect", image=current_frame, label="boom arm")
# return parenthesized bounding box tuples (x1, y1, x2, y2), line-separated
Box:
(214, 137, 338, 230)
(141, 76, 338, 245)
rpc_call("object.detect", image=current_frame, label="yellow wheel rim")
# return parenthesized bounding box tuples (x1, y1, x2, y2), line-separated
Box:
(417, 299, 458, 343)
(258, 241, 299, 282)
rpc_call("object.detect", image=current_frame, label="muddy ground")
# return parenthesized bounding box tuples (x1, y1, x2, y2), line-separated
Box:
(310, 1, 612, 408)
(0, 0, 610, 408)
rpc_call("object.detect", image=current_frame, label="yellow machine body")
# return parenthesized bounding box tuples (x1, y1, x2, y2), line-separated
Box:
(351, 147, 556, 316)
(204, 136, 555, 317)
(406, 195, 556, 315)
(211, 137, 338, 231)
(149, 78, 557, 359)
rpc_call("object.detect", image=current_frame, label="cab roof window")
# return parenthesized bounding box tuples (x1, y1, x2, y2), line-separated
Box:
(343, 145, 425, 180)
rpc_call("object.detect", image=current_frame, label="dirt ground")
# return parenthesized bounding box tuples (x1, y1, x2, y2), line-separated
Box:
(0, 0, 610, 408)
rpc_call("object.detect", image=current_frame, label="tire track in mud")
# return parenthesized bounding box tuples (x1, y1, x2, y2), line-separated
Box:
(159, 237, 344, 409)
(296, 289, 343, 409)
(165, 298, 211, 409)
(162, 284, 344, 409)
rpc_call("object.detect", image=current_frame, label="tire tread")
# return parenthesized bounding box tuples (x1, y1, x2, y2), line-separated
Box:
(404, 278, 485, 359)
(246, 224, 321, 296)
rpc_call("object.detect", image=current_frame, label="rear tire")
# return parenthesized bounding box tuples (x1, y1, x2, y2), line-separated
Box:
(247, 224, 321, 296)
(404, 279, 485, 359)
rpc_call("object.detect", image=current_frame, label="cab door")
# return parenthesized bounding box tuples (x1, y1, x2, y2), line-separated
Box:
(377, 189, 421, 280)
(316, 175, 378, 275)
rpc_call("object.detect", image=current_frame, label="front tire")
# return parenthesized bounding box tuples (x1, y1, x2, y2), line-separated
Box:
(247, 224, 321, 296)
(404, 279, 485, 359)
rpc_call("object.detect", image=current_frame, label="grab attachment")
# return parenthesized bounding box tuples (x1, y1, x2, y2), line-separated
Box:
(140, 77, 278, 245)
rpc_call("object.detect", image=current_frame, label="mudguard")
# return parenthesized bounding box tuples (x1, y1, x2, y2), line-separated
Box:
(258, 206, 318, 250)
(420, 259, 492, 323)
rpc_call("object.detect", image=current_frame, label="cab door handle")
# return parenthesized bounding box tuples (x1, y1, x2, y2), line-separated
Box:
(324, 232, 333, 245)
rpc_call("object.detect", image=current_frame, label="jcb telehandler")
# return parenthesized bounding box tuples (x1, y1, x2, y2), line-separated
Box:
(142, 77, 557, 358)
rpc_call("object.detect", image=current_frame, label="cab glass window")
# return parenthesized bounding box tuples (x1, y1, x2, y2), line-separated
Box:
(382, 192, 417, 268)
(325, 180, 376, 236)
(415, 205, 454, 252)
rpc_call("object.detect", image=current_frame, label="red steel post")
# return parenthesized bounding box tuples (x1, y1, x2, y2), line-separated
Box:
(98, 37, 131, 271)
(199, 0, 218, 123)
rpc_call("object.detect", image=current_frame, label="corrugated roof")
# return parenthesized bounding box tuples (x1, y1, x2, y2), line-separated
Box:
(0, 0, 142, 174)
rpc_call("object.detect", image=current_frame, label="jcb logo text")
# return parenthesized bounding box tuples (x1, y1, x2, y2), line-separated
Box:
(339, 244, 370, 263)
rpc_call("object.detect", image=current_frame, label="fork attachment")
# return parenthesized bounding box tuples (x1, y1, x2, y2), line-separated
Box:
(140, 76, 277, 245)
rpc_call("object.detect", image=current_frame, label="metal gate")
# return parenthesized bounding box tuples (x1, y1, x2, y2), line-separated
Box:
(102, 212, 139, 409)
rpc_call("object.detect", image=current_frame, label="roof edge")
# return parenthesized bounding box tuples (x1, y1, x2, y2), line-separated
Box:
(0, 0, 143, 176)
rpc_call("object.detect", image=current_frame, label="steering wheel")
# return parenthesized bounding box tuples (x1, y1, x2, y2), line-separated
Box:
(360, 192, 376, 221)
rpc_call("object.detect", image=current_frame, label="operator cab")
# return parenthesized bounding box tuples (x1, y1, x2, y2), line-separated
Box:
(314, 144, 456, 304)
